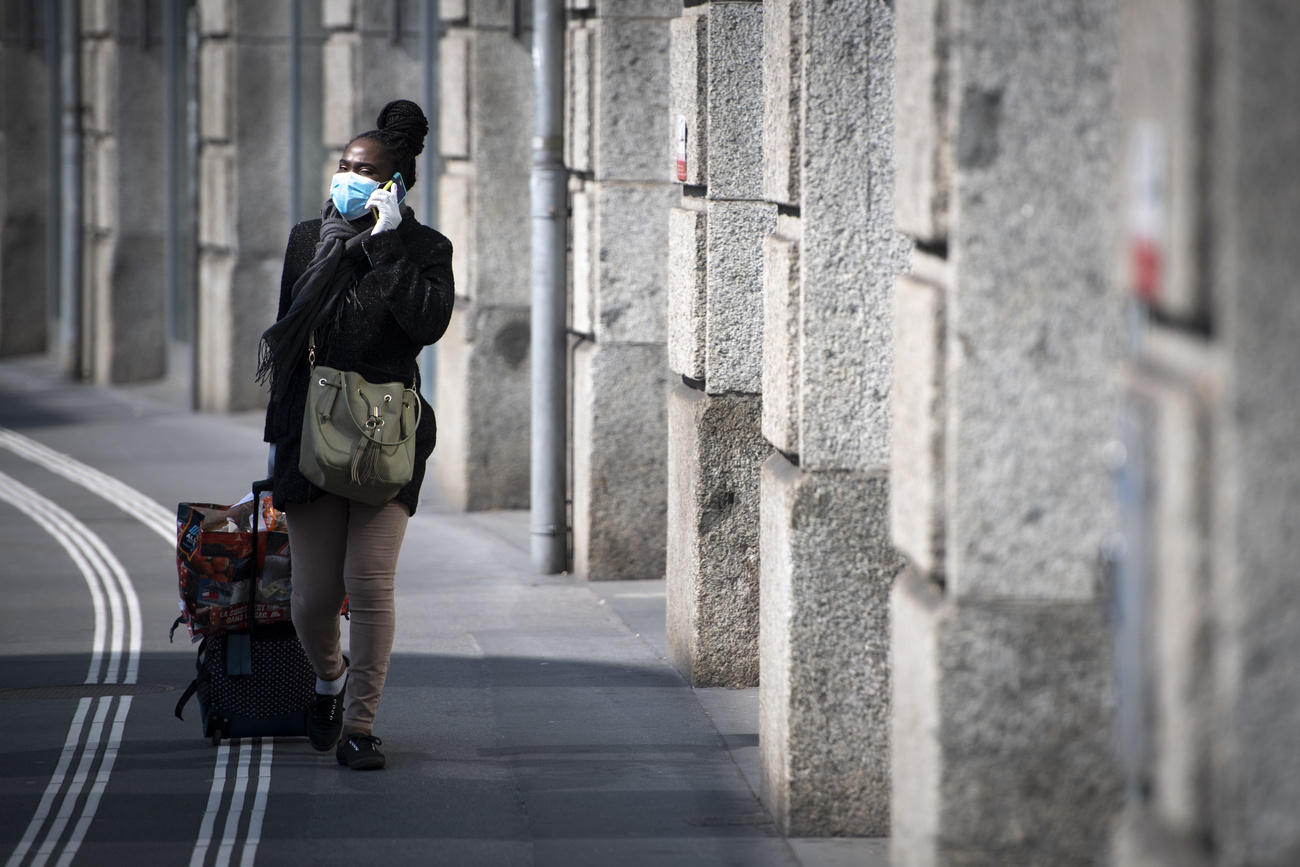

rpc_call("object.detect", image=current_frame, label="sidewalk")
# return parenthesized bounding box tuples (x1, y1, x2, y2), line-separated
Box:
(0, 354, 886, 866)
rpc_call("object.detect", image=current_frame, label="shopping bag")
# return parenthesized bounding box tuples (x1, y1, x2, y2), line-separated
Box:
(174, 492, 293, 639)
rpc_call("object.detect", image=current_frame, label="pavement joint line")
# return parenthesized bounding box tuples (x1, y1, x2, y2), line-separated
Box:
(0, 430, 265, 867)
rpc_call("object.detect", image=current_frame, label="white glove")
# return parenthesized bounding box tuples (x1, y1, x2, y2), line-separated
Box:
(367, 185, 403, 234)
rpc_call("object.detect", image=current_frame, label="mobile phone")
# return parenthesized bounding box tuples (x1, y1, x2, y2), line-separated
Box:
(370, 173, 407, 220)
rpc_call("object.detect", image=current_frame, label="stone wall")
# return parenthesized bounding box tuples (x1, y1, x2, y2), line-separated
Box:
(665, 0, 772, 688)
(433, 0, 532, 510)
(1111, 2, 1300, 865)
(0, 5, 52, 357)
(756, 0, 906, 837)
(890, 1, 1125, 864)
(81, 0, 168, 384)
(195, 0, 295, 410)
(566, 0, 676, 581)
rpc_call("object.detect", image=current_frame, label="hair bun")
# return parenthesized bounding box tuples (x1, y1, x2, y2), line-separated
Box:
(376, 99, 428, 158)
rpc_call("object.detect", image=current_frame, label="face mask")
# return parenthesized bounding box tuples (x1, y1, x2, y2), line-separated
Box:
(330, 172, 380, 220)
(329, 172, 408, 221)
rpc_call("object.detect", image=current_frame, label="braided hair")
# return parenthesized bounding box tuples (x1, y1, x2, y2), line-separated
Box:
(352, 99, 429, 189)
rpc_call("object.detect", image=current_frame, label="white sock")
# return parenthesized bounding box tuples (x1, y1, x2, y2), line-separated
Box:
(316, 669, 347, 696)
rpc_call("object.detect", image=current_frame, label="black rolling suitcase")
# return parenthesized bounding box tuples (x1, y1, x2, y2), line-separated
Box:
(174, 479, 316, 744)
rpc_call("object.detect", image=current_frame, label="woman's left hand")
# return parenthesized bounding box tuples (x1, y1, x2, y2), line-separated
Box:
(367, 186, 403, 234)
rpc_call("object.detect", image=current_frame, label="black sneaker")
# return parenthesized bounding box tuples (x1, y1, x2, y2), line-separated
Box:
(308, 687, 345, 751)
(336, 733, 385, 770)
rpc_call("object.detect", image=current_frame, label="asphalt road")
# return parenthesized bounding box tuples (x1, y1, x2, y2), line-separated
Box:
(0, 356, 886, 867)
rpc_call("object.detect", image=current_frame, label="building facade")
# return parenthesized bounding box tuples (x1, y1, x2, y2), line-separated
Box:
(3, 1, 1299, 863)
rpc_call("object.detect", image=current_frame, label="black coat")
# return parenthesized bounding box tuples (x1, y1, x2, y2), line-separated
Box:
(262, 214, 455, 516)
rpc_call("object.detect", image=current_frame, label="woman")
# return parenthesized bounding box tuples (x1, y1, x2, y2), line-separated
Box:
(258, 99, 453, 771)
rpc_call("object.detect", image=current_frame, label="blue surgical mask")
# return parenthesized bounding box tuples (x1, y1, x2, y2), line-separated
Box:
(330, 172, 380, 220)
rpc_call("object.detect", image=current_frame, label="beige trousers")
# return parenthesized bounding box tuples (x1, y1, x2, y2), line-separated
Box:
(285, 493, 409, 735)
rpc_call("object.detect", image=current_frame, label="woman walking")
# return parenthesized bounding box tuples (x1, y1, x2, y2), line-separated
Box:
(257, 99, 453, 770)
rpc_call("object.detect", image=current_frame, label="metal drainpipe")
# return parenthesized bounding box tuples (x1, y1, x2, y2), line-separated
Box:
(530, 0, 567, 574)
(46, 0, 62, 345)
(59, 0, 82, 376)
(419, 0, 439, 405)
(289, 0, 301, 229)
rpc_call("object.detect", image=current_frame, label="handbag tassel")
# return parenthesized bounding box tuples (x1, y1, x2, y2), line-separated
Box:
(351, 403, 385, 486)
(351, 434, 382, 485)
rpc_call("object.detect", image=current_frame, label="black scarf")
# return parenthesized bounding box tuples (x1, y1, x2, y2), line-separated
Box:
(256, 202, 371, 402)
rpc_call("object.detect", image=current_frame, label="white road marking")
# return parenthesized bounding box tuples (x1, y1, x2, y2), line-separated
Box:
(239, 741, 273, 867)
(4, 699, 92, 867)
(189, 744, 231, 867)
(0, 429, 273, 867)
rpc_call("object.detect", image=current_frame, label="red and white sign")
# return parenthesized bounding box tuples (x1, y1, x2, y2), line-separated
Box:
(1127, 121, 1166, 303)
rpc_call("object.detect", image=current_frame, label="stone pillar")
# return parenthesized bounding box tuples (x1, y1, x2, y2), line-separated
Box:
(80, 0, 167, 383)
(433, 0, 531, 510)
(567, 1, 676, 580)
(890, 1, 1124, 864)
(665, 1, 773, 687)
(318, 0, 424, 199)
(0, 5, 52, 357)
(1111, 3, 1300, 866)
(755, 0, 905, 837)
(195, 0, 295, 411)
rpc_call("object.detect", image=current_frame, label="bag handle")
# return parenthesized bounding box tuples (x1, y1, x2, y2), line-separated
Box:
(336, 380, 423, 447)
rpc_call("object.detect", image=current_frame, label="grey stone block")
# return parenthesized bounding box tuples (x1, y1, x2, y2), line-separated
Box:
(0, 38, 52, 356)
(437, 167, 473, 298)
(83, 38, 116, 137)
(891, 568, 1123, 867)
(439, 29, 471, 159)
(760, 218, 800, 455)
(592, 0, 678, 17)
(81, 0, 112, 34)
(233, 0, 294, 38)
(893, 0, 954, 243)
(470, 0, 535, 30)
(668, 13, 706, 186)
(198, 147, 233, 250)
(471, 30, 532, 306)
(592, 17, 671, 182)
(572, 342, 672, 581)
(321, 33, 361, 147)
(198, 0, 229, 36)
(1214, 6, 1300, 860)
(198, 41, 230, 142)
(946, 0, 1120, 600)
(667, 204, 706, 379)
(799, 0, 903, 472)
(566, 24, 593, 173)
(570, 185, 594, 334)
(890, 274, 945, 578)
(432, 300, 532, 510)
(666, 385, 769, 687)
(705, 200, 776, 395)
(759, 454, 901, 835)
(705, 2, 763, 200)
(762, 0, 801, 206)
(441, 0, 468, 21)
(195, 251, 235, 409)
(591, 182, 678, 344)
(357, 37, 424, 127)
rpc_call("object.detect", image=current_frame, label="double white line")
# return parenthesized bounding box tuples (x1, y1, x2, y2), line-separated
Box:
(0, 470, 138, 867)
(0, 428, 271, 867)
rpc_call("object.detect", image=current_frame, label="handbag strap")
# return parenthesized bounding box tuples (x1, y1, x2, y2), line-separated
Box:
(307, 332, 417, 390)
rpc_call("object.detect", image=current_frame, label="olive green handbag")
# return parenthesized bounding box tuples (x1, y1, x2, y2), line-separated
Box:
(298, 337, 421, 506)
